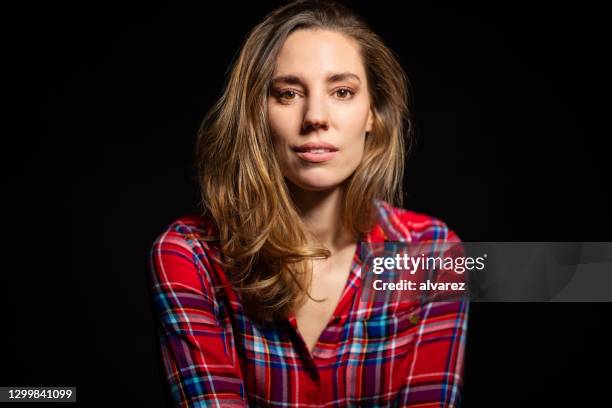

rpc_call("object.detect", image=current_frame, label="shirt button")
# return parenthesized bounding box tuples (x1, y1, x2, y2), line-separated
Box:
(409, 313, 420, 325)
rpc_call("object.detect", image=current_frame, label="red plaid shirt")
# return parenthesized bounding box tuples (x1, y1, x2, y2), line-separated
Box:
(149, 199, 469, 407)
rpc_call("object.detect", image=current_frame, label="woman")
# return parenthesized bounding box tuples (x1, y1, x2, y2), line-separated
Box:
(149, 0, 469, 406)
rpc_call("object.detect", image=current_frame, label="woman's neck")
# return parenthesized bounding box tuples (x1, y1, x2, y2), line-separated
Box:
(288, 182, 356, 252)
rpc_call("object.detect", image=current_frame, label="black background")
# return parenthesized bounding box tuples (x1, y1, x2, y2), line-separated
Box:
(3, 1, 610, 407)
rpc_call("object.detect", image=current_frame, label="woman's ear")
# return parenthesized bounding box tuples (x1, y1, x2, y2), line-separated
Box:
(366, 108, 374, 133)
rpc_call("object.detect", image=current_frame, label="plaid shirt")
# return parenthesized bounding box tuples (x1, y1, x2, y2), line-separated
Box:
(149, 199, 469, 407)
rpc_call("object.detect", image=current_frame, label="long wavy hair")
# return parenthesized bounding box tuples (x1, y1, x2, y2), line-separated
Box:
(195, 0, 412, 323)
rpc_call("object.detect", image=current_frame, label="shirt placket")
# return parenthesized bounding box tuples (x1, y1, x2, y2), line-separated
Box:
(284, 246, 364, 404)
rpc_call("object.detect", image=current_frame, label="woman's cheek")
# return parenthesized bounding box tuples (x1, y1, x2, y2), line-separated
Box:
(354, 142, 366, 166)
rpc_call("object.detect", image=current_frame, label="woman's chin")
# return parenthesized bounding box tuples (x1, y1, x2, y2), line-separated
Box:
(287, 176, 346, 193)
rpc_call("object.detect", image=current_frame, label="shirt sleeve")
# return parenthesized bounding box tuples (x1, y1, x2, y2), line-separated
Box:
(148, 224, 249, 408)
(394, 227, 470, 408)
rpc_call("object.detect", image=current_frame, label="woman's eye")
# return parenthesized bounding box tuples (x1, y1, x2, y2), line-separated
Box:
(281, 91, 296, 99)
(276, 90, 298, 102)
(335, 88, 355, 99)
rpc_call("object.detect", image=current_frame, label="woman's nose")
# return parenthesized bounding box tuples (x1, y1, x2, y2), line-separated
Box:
(301, 93, 329, 133)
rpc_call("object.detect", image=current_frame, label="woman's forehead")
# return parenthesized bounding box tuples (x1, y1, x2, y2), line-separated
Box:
(273, 29, 366, 81)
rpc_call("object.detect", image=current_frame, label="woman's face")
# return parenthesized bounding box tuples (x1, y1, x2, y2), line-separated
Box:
(268, 29, 374, 192)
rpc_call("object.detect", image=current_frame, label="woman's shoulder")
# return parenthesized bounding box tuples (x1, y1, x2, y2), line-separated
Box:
(149, 212, 224, 304)
(374, 199, 461, 243)
(149, 212, 222, 280)
(152, 212, 220, 248)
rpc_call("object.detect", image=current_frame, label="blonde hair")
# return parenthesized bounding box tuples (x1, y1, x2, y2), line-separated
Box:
(195, 0, 411, 323)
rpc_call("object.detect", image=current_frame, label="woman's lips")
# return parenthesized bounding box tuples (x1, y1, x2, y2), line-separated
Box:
(292, 142, 339, 163)
(294, 150, 338, 163)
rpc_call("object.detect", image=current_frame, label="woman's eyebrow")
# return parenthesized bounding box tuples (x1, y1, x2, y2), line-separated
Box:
(270, 72, 361, 85)
(328, 72, 361, 83)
